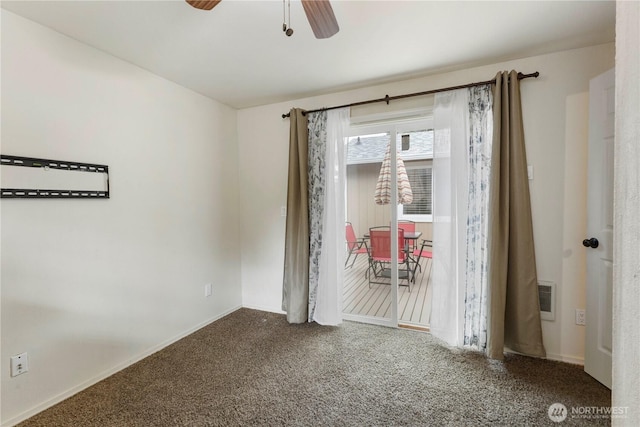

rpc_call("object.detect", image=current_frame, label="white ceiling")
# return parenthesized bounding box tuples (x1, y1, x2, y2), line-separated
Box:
(2, 0, 615, 109)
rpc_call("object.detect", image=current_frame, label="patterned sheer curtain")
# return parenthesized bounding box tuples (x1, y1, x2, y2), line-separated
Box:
(431, 85, 492, 349)
(463, 85, 493, 349)
(307, 108, 350, 325)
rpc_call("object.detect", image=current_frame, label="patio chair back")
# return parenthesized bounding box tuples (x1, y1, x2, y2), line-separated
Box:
(411, 239, 433, 282)
(397, 220, 416, 233)
(397, 220, 417, 250)
(369, 226, 406, 263)
(345, 222, 368, 268)
(346, 222, 360, 251)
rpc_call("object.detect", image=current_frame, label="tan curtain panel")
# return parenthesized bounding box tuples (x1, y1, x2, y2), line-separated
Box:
(282, 108, 310, 324)
(487, 71, 546, 360)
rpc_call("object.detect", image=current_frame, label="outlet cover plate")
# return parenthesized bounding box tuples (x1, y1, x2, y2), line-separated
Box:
(575, 309, 586, 326)
(204, 283, 212, 297)
(10, 352, 28, 377)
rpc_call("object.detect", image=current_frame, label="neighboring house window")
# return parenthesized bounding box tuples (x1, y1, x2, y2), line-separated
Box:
(398, 163, 432, 222)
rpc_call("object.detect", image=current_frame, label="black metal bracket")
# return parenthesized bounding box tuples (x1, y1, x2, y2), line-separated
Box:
(1, 154, 110, 199)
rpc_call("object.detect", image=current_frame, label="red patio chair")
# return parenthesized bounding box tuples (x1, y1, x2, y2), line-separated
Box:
(368, 226, 412, 291)
(345, 222, 368, 269)
(398, 220, 417, 251)
(411, 239, 433, 282)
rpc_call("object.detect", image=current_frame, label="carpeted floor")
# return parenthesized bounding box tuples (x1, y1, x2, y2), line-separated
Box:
(19, 308, 611, 426)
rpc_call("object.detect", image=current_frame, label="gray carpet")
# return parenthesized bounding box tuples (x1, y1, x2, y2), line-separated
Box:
(20, 308, 611, 426)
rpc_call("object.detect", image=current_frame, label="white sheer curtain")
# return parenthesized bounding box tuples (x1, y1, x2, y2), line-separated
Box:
(311, 107, 350, 325)
(431, 86, 493, 350)
(430, 89, 469, 346)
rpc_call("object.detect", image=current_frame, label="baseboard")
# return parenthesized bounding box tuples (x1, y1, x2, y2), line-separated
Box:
(342, 313, 395, 327)
(545, 352, 585, 366)
(2, 305, 242, 427)
(398, 323, 430, 333)
(242, 303, 285, 315)
(505, 348, 584, 366)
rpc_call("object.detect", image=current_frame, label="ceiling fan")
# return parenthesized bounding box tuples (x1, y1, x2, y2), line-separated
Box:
(185, 0, 340, 39)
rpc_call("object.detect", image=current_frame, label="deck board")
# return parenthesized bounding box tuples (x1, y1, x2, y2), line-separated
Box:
(343, 255, 432, 326)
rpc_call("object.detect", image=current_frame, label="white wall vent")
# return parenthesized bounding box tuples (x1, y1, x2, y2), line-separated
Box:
(538, 281, 555, 321)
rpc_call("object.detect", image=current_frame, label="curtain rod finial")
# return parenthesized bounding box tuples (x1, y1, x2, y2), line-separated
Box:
(517, 71, 540, 80)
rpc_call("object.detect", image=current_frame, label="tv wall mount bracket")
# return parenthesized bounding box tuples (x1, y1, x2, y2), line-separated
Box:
(1, 154, 110, 199)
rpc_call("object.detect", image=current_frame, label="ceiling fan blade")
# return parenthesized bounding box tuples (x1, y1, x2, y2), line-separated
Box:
(186, 0, 222, 11)
(301, 0, 340, 39)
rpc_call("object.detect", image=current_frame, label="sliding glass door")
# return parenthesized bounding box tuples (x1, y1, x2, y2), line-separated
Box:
(344, 127, 394, 326)
(343, 116, 432, 329)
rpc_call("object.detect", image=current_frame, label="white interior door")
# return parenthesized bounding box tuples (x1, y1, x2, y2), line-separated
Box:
(585, 68, 614, 389)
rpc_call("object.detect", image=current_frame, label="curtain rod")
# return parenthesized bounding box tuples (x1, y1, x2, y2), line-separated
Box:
(281, 71, 539, 119)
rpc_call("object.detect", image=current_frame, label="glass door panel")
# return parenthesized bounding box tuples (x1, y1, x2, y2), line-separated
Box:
(343, 130, 394, 325)
(343, 117, 434, 329)
(395, 124, 433, 329)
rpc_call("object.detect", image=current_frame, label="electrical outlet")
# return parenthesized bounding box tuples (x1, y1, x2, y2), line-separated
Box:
(204, 283, 212, 297)
(10, 352, 29, 377)
(575, 309, 586, 326)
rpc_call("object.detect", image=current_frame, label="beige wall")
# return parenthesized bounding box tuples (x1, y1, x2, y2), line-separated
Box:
(1, 11, 242, 425)
(238, 43, 616, 364)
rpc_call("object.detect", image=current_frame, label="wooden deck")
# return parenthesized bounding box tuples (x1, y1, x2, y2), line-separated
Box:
(343, 253, 432, 327)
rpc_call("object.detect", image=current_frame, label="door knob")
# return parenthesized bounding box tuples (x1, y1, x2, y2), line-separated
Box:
(582, 238, 599, 248)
